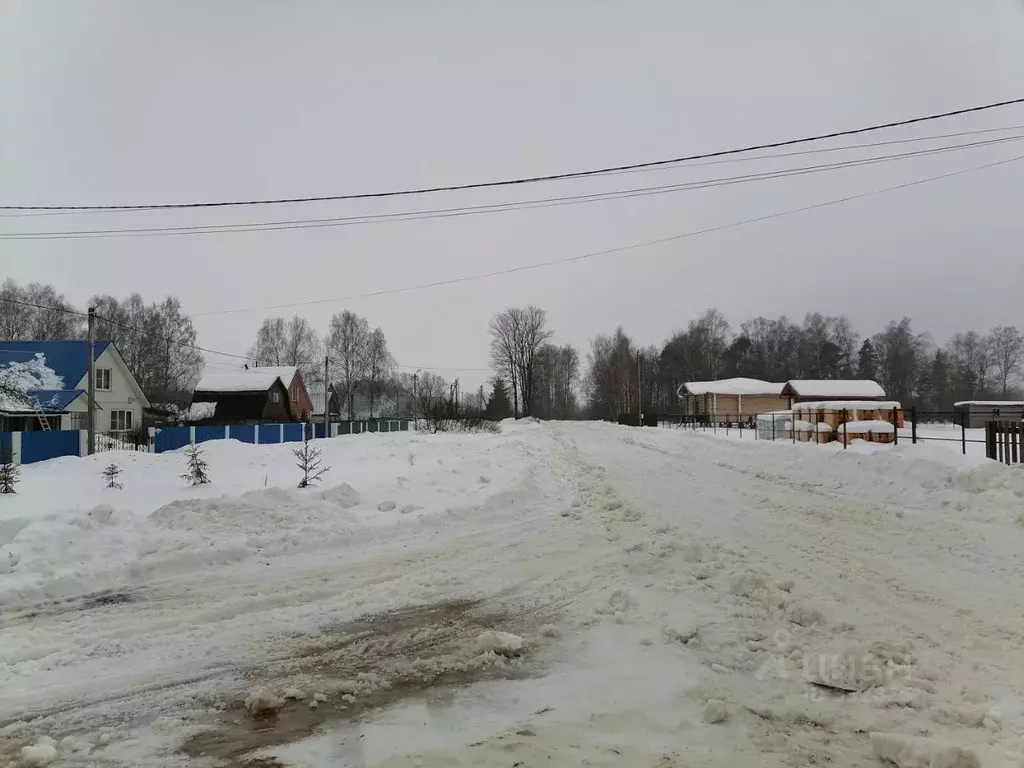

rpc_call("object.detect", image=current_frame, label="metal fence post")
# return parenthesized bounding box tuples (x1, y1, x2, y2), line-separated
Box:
(772, 415, 776, 441)
(911, 407, 917, 444)
(960, 411, 967, 455)
(892, 406, 899, 446)
(842, 408, 848, 449)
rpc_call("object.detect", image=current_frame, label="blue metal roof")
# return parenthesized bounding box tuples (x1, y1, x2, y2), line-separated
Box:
(33, 388, 86, 410)
(0, 340, 111, 388)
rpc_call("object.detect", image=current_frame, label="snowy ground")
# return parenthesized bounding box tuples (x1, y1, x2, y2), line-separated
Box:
(3, 422, 1024, 767)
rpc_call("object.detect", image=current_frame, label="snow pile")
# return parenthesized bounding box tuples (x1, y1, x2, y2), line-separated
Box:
(838, 420, 896, 434)
(870, 732, 979, 768)
(185, 401, 216, 421)
(475, 630, 526, 657)
(19, 739, 58, 767)
(244, 689, 284, 717)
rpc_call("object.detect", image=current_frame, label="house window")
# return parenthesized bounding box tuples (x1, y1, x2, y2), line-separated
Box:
(70, 412, 89, 430)
(96, 368, 112, 391)
(292, 386, 298, 403)
(271, 390, 280, 403)
(109, 410, 133, 431)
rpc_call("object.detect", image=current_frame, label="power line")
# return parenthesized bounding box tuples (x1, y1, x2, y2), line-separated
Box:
(4, 134, 1021, 240)
(4, 96, 1024, 211)
(189, 151, 1024, 317)
(5, 122, 1024, 221)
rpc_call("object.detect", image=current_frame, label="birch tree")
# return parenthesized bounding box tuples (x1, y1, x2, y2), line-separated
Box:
(326, 310, 369, 419)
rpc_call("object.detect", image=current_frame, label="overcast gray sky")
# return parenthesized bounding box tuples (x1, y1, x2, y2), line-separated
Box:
(3, 0, 1024, 389)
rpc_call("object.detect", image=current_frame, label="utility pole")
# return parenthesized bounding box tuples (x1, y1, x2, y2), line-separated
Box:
(87, 307, 96, 455)
(323, 354, 330, 436)
(636, 350, 642, 421)
(413, 371, 419, 423)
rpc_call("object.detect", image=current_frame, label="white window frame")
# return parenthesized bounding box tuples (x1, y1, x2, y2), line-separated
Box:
(271, 390, 280, 403)
(291, 386, 298, 403)
(109, 409, 133, 431)
(96, 368, 112, 391)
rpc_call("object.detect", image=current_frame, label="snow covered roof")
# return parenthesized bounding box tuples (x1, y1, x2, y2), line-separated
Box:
(954, 401, 1024, 407)
(678, 378, 785, 397)
(252, 366, 298, 389)
(782, 380, 886, 399)
(0, 353, 79, 414)
(194, 369, 284, 393)
(0, 340, 110, 386)
(186, 401, 217, 421)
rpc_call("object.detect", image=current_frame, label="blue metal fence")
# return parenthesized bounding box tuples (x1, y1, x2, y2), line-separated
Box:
(21, 430, 80, 465)
(195, 425, 225, 444)
(230, 424, 256, 443)
(155, 426, 191, 454)
(283, 423, 304, 442)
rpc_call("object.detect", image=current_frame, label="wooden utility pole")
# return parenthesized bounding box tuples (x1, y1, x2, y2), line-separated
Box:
(87, 307, 96, 455)
(323, 354, 330, 436)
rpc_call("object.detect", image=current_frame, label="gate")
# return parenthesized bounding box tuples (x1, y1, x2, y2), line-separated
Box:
(986, 421, 1024, 464)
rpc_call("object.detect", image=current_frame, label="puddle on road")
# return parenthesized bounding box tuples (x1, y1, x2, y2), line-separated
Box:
(183, 598, 554, 767)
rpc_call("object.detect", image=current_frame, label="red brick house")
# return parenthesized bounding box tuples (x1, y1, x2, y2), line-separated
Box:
(190, 368, 306, 422)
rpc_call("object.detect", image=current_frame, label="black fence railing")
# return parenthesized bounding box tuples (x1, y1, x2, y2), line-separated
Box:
(657, 408, 989, 456)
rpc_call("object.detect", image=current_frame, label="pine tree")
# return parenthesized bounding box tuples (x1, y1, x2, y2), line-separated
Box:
(102, 463, 123, 489)
(485, 378, 513, 420)
(0, 443, 18, 494)
(180, 444, 211, 486)
(294, 427, 330, 488)
(857, 339, 877, 381)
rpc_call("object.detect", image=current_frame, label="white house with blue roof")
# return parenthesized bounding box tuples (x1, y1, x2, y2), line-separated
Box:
(0, 340, 150, 432)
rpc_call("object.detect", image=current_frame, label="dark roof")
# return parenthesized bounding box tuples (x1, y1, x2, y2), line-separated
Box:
(0, 340, 112, 386)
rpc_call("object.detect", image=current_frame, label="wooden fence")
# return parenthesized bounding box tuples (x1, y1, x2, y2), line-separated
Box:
(985, 421, 1024, 464)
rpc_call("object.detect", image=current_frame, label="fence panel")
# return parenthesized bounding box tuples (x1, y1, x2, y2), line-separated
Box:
(230, 424, 256, 444)
(21, 430, 80, 465)
(987, 420, 1024, 464)
(95, 431, 151, 453)
(282, 423, 304, 442)
(0, 432, 12, 462)
(312, 423, 326, 439)
(257, 424, 281, 444)
(195, 425, 226, 444)
(155, 426, 191, 454)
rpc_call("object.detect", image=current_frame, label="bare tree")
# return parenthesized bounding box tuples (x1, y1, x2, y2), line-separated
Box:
(412, 371, 448, 424)
(488, 307, 553, 418)
(988, 326, 1024, 397)
(248, 315, 322, 386)
(90, 293, 202, 406)
(0, 279, 83, 340)
(488, 311, 520, 417)
(364, 327, 396, 417)
(947, 330, 992, 400)
(872, 318, 930, 404)
(585, 328, 635, 420)
(326, 311, 370, 419)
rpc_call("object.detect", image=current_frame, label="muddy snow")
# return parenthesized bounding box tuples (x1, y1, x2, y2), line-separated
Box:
(2, 421, 1024, 767)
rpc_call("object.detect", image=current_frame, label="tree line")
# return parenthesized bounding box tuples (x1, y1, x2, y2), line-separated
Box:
(584, 309, 1024, 419)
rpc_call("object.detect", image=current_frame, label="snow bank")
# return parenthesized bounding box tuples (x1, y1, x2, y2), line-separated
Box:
(837, 420, 896, 434)
(244, 690, 284, 717)
(870, 732, 979, 768)
(185, 401, 216, 421)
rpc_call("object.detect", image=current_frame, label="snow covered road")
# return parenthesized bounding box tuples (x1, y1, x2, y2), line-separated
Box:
(3, 422, 1024, 767)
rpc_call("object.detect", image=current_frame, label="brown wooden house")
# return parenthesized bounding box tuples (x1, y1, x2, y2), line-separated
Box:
(781, 380, 886, 406)
(678, 378, 787, 422)
(190, 369, 299, 423)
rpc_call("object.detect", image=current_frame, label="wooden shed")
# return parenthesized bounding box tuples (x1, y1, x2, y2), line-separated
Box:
(781, 380, 887, 406)
(678, 378, 787, 423)
(955, 401, 1024, 429)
